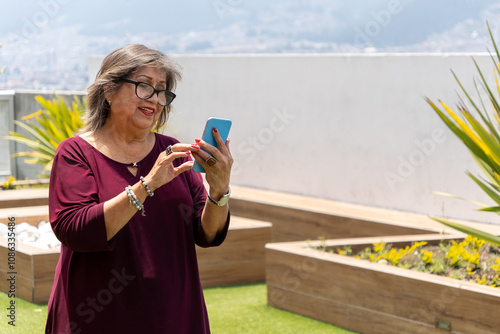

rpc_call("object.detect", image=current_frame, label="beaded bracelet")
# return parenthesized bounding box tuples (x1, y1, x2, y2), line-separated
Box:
(125, 185, 146, 216)
(125, 186, 142, 211)
(126, 186, 145, 216)
(140, 176, 154, 197)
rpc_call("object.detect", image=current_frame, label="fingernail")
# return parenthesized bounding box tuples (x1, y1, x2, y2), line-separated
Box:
(191, 144, 200, 149)
(185, 151, 191, 155)
(213, 127, 218, 133)
(195, 138, 201, 143)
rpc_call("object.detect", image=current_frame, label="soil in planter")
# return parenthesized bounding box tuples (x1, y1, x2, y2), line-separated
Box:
(317, 236, 500, 288)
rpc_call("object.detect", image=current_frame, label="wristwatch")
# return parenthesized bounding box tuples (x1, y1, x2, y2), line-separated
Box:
(207, 187, 231, 206)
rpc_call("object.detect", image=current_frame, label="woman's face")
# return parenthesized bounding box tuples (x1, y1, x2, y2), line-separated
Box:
(107, 66, 167, 132)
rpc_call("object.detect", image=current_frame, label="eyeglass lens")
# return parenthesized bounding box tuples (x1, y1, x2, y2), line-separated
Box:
(136, 82, 172, 106)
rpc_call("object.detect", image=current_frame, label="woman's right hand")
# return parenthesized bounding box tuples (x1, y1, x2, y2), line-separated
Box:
(143, 144, 197, 191)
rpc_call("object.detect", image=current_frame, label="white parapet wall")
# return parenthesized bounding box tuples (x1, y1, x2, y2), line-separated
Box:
(87, 52, 500, 225)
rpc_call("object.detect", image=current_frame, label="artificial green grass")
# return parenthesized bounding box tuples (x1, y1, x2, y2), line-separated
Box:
(0, 283, 355, 333)
(204, 283, 356, 334)
(0, 293, 47, 334)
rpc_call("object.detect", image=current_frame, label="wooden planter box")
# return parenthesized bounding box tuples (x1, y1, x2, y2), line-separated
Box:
(266, 234, 500, 334)
(196, 216, 272, 287)
(0, 237, 59, 303)
(230, 186, 446, 242)
(0, 216, 271, 303)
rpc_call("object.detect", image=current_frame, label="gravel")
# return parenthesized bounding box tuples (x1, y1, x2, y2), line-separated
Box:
(0, 221, 61, 249)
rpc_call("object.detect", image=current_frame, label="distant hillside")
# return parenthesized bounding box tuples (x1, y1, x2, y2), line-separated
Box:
(0, 0, 499, 90)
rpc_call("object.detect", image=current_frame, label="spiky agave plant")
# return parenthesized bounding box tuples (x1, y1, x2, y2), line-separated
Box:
(3, 95, 86, 177)
(427, 23, 500, 245)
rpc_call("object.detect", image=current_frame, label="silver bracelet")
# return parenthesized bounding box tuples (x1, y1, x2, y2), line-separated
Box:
(207, 187, 231, 206)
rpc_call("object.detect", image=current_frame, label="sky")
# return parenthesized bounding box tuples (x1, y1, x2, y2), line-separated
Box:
(1, 0, 500, 90)
(1, 0, 499, 51)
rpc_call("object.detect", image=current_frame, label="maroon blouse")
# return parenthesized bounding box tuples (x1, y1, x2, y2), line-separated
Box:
(45, 134, 230, 334)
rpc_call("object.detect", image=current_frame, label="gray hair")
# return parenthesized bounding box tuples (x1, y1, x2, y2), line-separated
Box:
(83, 44, 182, 132)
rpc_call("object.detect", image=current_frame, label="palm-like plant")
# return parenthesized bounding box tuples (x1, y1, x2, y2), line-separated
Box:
(3, 95, 86, 177)
(427, 23, 500, 245)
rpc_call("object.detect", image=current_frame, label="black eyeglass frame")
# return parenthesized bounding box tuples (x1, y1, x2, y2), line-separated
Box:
(120, 78, 176, 106)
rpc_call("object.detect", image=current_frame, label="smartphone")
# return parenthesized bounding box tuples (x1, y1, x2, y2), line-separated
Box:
(193, 117, 232, 173)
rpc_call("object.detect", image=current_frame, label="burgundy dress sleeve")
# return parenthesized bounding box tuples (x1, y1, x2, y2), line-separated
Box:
(184, 168, 230, 248)
(49, 138, 110, 252)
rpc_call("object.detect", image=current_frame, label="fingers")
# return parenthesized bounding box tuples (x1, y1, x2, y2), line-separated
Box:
(147, 144, 198, 190)
(164, 143, 200, 157)
(174, 161, 194, 175)
(161, 142, 203, 165)
(194, 128, 229, 162)
(191, 151, 210, 169)
(225, 138, 232, 155)
(212, 128, 229, 156)
(163, 151, 191, 163)
(192, 129, 233, 176)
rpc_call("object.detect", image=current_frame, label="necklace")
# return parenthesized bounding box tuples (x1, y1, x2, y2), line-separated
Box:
(128, 162, 139, 168)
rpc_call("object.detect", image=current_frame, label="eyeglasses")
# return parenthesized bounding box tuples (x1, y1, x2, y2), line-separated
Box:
(120, 78, 176, 106)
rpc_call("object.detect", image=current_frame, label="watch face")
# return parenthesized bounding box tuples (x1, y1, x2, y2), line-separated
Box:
(219, 194, 230, 206)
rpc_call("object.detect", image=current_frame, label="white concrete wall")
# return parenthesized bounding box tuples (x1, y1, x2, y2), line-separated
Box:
(0, 91, 15, 179)
(89, 53, 500, 224)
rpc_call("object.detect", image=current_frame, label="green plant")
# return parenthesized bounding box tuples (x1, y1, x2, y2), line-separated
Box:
(355, 241, 428, 267)
(3, 95, 86, 177)
(426, 23, 500, 244)
(445, 237, 483, 268)
(1, 176, 15, 190)
(335, 236, 500, 287)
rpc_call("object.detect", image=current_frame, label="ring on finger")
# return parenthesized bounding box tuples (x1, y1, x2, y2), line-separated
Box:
(205, 157, 218, 167)
(166, 145, 173, 156)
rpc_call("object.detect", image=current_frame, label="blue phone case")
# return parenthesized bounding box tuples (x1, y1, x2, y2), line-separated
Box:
(193, 117, 232, 173)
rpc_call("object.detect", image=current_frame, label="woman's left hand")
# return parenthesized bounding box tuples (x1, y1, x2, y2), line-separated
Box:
(191, 128, 233, 199)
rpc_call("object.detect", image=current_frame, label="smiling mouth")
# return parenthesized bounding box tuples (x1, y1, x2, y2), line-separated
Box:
(139, 107, 154, 115)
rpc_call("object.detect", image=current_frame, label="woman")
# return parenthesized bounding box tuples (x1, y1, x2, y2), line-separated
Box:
(46, 44, 233, 333)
